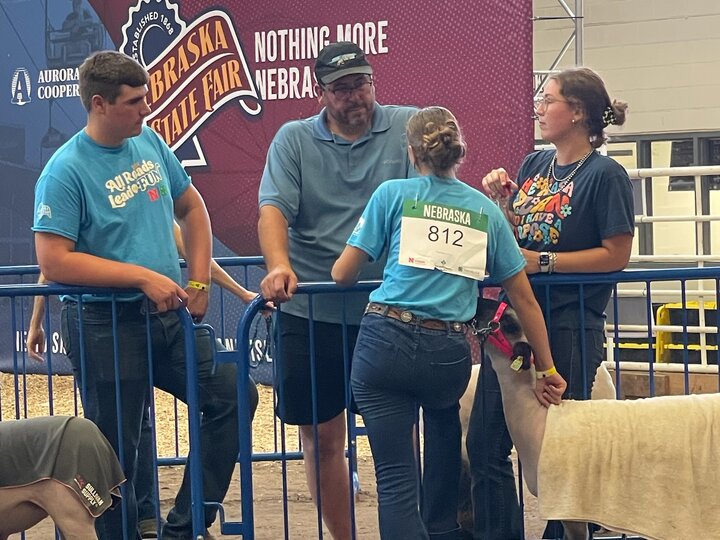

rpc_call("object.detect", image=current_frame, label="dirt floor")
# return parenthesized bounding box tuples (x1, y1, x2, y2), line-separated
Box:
(1, 374, 546, 539)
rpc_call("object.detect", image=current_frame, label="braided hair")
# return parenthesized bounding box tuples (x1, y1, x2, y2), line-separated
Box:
(406, 106, 466, 176)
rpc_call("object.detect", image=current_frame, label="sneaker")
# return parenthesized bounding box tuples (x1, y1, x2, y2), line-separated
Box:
(138, 518, 161, 539)
(159, 523, 215, 540)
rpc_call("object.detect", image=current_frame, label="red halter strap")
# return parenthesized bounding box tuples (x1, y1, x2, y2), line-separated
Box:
(486, 302, 514, 359)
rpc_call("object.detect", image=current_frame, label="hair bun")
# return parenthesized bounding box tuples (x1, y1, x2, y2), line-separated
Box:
(406, 107, 466, 175)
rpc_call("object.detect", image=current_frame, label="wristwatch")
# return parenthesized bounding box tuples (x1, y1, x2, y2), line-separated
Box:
(539, 252, 551, 273)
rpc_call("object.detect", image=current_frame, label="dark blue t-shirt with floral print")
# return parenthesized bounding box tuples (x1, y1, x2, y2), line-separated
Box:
(509, 149, 634, 329)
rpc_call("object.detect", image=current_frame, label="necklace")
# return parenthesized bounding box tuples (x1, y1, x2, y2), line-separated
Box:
(546, 149, 594, 188)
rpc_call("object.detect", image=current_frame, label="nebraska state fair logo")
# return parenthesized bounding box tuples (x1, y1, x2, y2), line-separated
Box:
(120, 0, 261, 167)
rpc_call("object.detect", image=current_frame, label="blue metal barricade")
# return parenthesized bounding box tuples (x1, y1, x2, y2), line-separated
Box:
(0, 262, 263, 540)
(2, 265, 720, 539)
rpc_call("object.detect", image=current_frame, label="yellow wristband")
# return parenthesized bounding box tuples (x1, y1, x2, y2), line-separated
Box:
(536, 366, 558, 379)
(187, 280, 210, 292)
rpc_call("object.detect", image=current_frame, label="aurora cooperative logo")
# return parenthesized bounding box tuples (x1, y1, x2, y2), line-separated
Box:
(10, 68, 32, 106)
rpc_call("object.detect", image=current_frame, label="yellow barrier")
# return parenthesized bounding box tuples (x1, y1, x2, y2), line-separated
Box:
(655, 301, 717, 363)
(605, 341, 656, 362)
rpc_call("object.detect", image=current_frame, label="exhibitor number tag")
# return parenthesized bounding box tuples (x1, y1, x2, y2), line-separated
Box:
(398, 200, 488, 279)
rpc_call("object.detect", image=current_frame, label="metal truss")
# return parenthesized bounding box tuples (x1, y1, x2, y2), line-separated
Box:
(533, 0, 584, 95)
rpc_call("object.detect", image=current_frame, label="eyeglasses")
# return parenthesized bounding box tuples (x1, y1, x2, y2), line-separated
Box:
(533, 95, 569, 111)
(324, 79, 373, 100)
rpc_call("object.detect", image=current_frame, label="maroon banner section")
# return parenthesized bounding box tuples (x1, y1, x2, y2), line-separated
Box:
(91, 0, 533, 256)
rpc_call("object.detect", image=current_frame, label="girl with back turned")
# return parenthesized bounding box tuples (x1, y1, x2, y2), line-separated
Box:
(332, 106, 566, 540)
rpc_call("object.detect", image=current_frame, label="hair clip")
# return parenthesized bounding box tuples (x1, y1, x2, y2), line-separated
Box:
(602, 106, 616, 127)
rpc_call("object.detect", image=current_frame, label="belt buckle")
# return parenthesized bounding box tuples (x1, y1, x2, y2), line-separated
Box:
(399, 310, 414, 323)
(451, 322, 464, 332)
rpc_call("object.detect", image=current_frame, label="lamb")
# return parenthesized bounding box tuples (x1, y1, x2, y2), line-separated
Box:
(473, 298, 720, 540)
(0, 416, 125, 540)
(456, 334, 615, 537)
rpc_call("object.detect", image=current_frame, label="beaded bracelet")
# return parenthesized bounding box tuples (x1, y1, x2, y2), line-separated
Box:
(187, 280, 210, 292)
(549, 252, 557, 273)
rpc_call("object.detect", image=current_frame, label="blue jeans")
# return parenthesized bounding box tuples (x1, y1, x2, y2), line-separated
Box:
(351, 313, 471, 540)
(466, 327, 604, 540)
(62, 300, 247, 540)
(466, 358, 523, 540)
(135, 405, 159, 525)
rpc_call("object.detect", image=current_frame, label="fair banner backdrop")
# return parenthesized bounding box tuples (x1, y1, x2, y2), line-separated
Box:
(0, 0, 532, 372)
(2, 0, 533, 262)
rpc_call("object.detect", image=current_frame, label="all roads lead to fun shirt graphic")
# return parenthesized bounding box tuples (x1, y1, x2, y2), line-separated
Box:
(106, 159, 166, 208)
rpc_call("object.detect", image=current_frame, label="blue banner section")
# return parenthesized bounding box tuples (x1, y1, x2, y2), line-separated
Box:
(1, 1, 112, 266)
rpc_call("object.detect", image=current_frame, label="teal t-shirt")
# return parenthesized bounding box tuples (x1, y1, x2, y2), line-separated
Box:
(347, 175, 526, 321)
(33, 126, 190, 301)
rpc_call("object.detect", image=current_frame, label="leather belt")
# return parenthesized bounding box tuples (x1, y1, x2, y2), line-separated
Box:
(364, 302, 466, 333)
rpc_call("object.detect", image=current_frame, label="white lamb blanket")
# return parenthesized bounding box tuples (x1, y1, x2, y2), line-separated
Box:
(538, 393, 720, 540)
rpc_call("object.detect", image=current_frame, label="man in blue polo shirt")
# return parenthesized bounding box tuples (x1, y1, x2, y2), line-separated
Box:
(258, 41, 416, 539)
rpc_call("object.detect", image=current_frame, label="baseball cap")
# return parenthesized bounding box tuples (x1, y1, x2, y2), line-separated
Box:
(314, 42, 373, 85)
